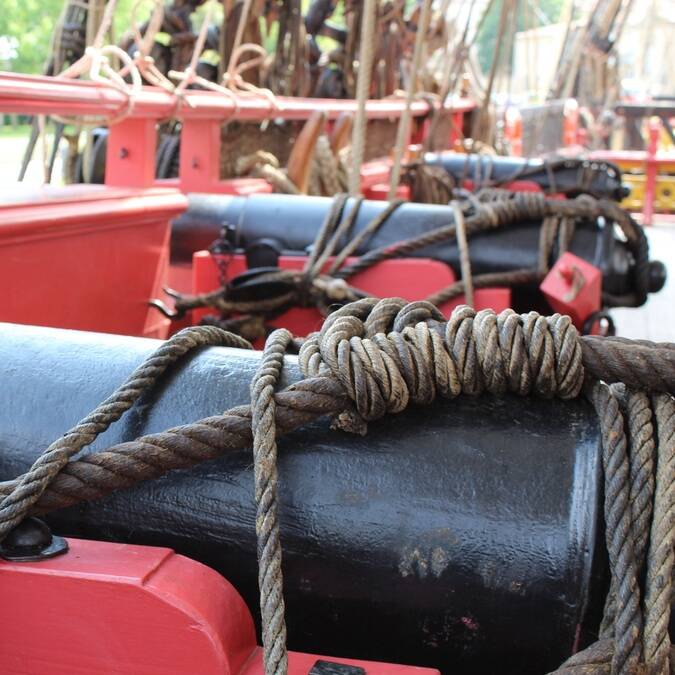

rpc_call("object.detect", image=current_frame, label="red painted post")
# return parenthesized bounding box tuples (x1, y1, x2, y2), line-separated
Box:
(562, 99, 579, 148)
(106, 117, 158, 187)
(179, 118, 223, 193)
(642, 116, 661, 226)
(504, 106, 523, 157)
(450, 109, 464, 147)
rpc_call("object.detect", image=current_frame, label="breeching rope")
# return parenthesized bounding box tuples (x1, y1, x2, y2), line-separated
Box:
(169, 191, 650, 338)
(0, 299, 674, 675)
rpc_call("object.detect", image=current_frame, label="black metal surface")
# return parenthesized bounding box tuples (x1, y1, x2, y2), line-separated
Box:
(424, 153, 626, 201)
(310, 661, 366, 675)
(0, 517, 69, 562)
(170, 193, 647, 306)
(0, 323, 605, 674)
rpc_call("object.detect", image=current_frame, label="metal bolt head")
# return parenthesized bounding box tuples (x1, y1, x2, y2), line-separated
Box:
(0, 517, 68, 562)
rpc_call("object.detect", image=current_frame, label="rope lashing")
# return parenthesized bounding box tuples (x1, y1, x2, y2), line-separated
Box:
(2, 302, 674, 515)
(53, 0, 143, 127)
(236, 138, 349, 197)
(235, 151, 301, 195)
(452, 200, 474, 308)
(401, 161, 456, 204)
(172, 197, 404, 333)
(1, 300, 674, 675)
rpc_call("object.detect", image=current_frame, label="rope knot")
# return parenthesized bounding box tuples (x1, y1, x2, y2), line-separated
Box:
(298, 298, 585, 433)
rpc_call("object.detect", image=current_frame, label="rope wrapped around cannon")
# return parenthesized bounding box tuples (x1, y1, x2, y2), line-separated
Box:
(0, 295, 674, 675)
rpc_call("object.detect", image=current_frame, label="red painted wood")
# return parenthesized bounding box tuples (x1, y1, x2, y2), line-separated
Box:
(359, 159, 394, 190)
(0, 538, 256, 675)
(364, 183, 411, 201)
(106, 118, 158, 188)
(0, 538, 440, 675)
(179, 118, 223, 193)
(643, 117, 661, 226)
(0, 71, 475, 123)
(540, 252, 602, 328)
(243, 649, 439, 675)
(191, 252, 511, 341)
(0, 184, 186, 338)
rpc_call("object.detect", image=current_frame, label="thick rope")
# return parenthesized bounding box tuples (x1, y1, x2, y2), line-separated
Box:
(401, 161, 456, 204)
(600, 388, 656, 638)
(349, 0, 377, 196)
(589, 382, 642, 674)
(387, 0, 432, 200)
(237, 138, 349, 197)
(643, 394, 675, 675)
(251, 329, 293, 675)
(173, 196, 403, 328)
(235, 151, 301, 195)
(0, 300, 615, 519)
(309, 135, 349, 196)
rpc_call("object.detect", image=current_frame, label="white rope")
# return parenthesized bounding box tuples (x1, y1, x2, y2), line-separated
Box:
(388, 0, 432, 200)
(51, 0, 143, 128)
(349, 0, 377, 196)
(172, 1, 213, 101)
(227, 0, 254, 75)
(119, 0, 175, 92)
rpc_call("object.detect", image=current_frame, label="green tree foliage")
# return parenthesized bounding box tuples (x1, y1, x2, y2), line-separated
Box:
(0, 0, 140, 75)
(0, 0, 65, 73)
(475, 0, 565, 74)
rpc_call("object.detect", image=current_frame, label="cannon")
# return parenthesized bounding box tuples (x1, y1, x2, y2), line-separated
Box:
(423, 153, 628, 201)
(171, 193, 665, 313)
(0, 322, 608, 674)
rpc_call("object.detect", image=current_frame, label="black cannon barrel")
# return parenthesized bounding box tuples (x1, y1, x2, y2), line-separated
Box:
(423, 153, 627, 201)
(171, 193, 640, 302)
(0, 323, 605, 674)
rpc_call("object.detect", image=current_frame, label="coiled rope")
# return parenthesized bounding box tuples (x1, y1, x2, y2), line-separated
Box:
(235, 137, 349, 198)
(0, 299, 674, 675)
